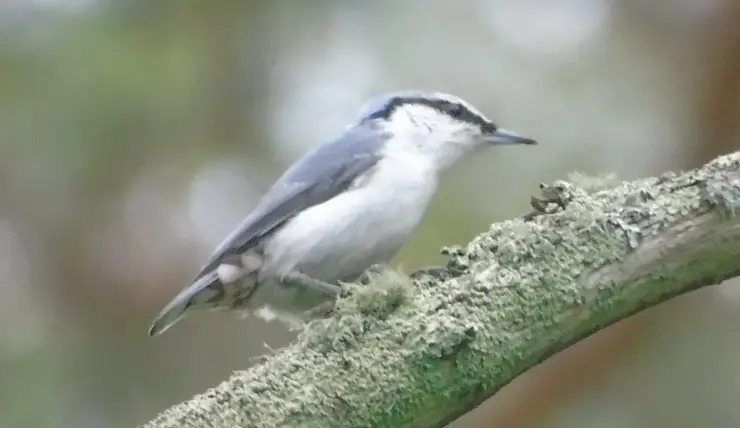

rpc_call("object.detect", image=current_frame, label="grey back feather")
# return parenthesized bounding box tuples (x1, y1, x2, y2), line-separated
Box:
(190, 122, 390, 282)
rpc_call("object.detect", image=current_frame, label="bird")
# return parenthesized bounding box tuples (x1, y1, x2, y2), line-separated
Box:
(148, 90, 537, 337)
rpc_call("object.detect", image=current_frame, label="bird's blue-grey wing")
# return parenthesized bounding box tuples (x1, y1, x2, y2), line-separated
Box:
(148, 124, 388, 336)
(196, 124, 388, 276)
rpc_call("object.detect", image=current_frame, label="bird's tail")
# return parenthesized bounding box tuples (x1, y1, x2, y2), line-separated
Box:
(148, 270, 241, 337)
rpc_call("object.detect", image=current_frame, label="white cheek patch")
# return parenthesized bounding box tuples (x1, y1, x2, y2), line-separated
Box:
(216, 263, 244, 283)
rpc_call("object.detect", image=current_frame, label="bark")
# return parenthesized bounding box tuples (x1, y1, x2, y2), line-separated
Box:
(142, 151, 740, 428)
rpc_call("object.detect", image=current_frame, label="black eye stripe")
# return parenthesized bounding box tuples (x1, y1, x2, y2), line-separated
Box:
(365, 96, 493, 130)
(439, 102, 485, 126)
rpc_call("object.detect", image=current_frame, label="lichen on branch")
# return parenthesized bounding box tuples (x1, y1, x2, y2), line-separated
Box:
(143, 152, 740, 428)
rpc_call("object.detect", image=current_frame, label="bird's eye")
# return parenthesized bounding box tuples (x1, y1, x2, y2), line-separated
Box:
(481, 122, 497, 134)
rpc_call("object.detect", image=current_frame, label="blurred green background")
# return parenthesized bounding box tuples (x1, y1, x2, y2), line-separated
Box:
(2, 1, 740, 427)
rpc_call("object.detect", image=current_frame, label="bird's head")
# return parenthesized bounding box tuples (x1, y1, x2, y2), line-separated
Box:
(357, 90, 537, 169)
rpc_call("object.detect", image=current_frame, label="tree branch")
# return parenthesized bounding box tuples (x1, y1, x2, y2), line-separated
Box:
(142, 152, 740, 428)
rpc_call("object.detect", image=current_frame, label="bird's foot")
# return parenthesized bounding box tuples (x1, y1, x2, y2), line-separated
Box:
(356, 264, 389, 285)
(282, 271, 342, 296)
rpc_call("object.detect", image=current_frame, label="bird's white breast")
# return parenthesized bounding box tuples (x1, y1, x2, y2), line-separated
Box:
(263, 148, 439, 283)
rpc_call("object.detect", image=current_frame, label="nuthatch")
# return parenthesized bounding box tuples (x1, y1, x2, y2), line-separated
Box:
(148, 90, 537, 336)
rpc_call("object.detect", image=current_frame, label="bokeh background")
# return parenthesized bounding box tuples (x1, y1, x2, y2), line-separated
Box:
(2, 1, 740, 427)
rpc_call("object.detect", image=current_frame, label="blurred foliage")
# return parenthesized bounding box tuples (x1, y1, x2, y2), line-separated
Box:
(1, 1, 739, 427)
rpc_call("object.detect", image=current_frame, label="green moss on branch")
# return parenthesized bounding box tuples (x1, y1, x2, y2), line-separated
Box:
(142, 152, 740, 428)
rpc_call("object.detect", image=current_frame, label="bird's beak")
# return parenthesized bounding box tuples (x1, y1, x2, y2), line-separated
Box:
(484, 128, 538, 145)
